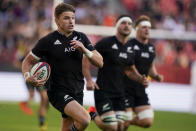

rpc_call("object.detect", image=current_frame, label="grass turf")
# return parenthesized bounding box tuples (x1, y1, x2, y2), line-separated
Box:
(0, 102, 196, 131)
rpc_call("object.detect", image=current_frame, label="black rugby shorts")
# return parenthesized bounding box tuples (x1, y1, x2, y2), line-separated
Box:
(125, 86, 150, 108)
(47, 90, 83, 118)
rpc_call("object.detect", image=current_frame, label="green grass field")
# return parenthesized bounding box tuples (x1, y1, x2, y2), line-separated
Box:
(0, 102, 196, 131)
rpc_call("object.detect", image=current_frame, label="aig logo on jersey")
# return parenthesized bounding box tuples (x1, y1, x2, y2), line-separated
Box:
(119, 52, 127, 59)
(141, 52, 149, 58)
(65, 47, 76, 52)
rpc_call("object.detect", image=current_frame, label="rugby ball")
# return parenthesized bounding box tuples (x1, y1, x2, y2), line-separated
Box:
(30, 62, 51, 81)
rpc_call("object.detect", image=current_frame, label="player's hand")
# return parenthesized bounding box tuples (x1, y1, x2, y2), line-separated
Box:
(155, 74, 164, 82)
(86, 79, 99, 90)
(140, 75, 149, 87)
(70, 40, 86, 53)
(26, 72, 46, 87)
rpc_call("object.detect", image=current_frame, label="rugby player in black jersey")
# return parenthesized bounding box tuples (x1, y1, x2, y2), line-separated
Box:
(21, 3, 103, 131)
(123, 15, 163, 130)
(83, 15, 148, 131)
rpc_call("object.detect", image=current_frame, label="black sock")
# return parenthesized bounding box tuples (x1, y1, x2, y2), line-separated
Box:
(89, 112, 97, 120)
(70, 124, 78, 131)
(39, 116, 45, 126)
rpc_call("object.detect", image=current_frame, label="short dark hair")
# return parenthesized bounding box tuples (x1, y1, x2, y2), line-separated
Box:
(134, 15, 151, 28)
(54, 3, 75, 18)
(116, 15, 132, 23)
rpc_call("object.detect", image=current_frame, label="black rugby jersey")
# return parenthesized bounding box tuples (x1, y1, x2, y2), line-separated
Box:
(124, 38, 156, 88)
(32, 30, 95, 93)
(95, 36, 134, 97)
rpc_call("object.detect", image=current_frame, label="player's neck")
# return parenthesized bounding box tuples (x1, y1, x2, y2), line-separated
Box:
(136, 36, 148, 45)
(116, 33, 129, 45)
(57, 29, 72, 37)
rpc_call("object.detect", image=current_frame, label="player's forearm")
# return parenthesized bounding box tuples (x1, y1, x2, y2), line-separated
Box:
(82, 56, 93, 81)
(125, 66, 143, 83)
(85, 50, 103, 68)
(22, 53, 38, 75)
(148, 63, 158, 80)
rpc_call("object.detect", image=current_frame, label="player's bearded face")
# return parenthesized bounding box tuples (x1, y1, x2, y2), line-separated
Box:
(56, 11, 75, 33)
(118, 21, 132, 36)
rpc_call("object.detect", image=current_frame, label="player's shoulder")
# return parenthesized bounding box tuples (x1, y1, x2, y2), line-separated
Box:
(98, 36, 116, 43)
(147, 42, 154, 47)
(128, 38, 139, 45)
(147, 42, 156, 52)
(39, 31, 58, 42)
(73, 30, 87, 38)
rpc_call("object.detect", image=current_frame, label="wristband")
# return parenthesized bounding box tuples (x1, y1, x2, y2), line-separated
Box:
(85, 49, 93, 58)
(24, 72, 30, 80)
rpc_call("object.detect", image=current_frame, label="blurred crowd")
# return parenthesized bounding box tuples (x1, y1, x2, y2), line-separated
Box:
(0, 0, 53, 68)
(0, 0, 196, 83)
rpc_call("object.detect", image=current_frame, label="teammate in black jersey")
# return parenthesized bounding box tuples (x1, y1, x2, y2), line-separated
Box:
(22, 3, 103, 131)
(83, 15, 148, 131)
(123, 15, 163, 130)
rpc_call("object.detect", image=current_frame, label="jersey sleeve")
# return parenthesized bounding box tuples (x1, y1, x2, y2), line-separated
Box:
(81, 33, 95, 51)
(31, 37, 48, 60)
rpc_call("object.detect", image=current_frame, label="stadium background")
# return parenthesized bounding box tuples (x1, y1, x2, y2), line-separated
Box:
(0, 0, 196, 130)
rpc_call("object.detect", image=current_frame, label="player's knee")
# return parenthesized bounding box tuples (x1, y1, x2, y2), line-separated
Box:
(138, 109, 154, 128)
(140, 119, 153, 128)
(124, 111, 133, 128)
(109, 125, 118, 131)
(80, 114, 91, 128)
(104, 124, 118, 131)
(124, 121, 131, 129)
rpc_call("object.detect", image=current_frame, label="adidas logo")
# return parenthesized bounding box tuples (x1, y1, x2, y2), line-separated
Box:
(134, 45, 140, 50)
(112, 44, 118, 50)
(54, 39, 62, 45)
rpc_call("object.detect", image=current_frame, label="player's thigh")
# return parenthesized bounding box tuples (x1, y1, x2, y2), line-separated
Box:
(64, 100, 90, 124)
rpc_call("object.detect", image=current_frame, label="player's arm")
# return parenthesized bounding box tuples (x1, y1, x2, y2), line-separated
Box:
(84, 49, 103, 68)
(125, 65, 149, 87)
(70, 40, 103, 68)
(22, 52, 45, 87)
(82, 55, 99, 90)
(148, 61, 163, 82)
